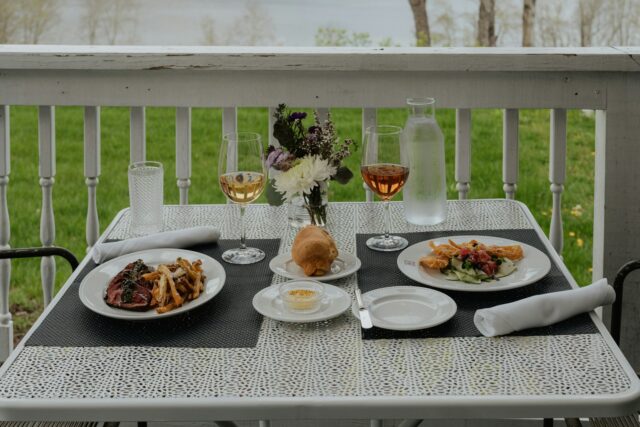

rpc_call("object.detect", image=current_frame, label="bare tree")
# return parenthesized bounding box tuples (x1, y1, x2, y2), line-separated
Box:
(578, 0, 605, 46)
(496, 0, 519, 46)
(477, 0, 497, 46)
(522, 0, 536, 47)
(536, 1, 575, 46)
(0, 0, 18, 43)
(201, 16, 216, 45)
(18, 0, 58, 44)
(103, 0, 139, 45)
(408, 0, 431, 46)
(431, 0, 456, 46)
(602, 0, 640, 45)
(83, 0, 105, 44)
(224, 0, 276, 46)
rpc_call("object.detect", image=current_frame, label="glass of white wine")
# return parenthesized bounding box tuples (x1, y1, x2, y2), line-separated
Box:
(218, 132, 266, 264)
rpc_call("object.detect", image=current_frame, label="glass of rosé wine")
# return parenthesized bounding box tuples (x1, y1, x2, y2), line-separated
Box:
(361, 125, 410, 252)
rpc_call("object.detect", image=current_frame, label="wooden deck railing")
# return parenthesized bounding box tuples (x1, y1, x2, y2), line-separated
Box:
(0, 46, 639, 365)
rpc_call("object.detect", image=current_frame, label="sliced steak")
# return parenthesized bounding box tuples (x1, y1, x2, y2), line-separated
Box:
(104, 260, 154, 311)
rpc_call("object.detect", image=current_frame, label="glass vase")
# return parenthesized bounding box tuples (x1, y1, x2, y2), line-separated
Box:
(287, 181, 329, 228)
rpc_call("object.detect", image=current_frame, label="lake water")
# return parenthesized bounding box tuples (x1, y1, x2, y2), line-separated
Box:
(47, 0, 481, 47)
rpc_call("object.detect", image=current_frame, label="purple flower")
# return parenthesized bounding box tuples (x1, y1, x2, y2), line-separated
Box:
(266, 148, 283, 169)
(288, 112, 307, 121)
(266, 147, 295, 170)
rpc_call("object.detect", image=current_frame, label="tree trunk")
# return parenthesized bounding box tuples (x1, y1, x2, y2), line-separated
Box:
(477, 0, 497, 46)
(522, 0, 536, 47)
(408, 0, 431, 47)
(579, 0, 602, 47)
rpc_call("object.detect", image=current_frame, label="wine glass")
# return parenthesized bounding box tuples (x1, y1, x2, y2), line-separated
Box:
(218, 132, 266, 264)
(361, 125, 410, 252)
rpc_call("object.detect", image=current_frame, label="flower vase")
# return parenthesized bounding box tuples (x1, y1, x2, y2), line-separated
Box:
(287, 182, 329, 228)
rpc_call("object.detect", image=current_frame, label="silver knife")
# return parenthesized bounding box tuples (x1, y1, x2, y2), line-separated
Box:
(355, 288, 373, 329)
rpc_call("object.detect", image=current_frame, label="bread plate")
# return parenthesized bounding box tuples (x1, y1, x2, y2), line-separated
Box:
(269, 250, 361, 282)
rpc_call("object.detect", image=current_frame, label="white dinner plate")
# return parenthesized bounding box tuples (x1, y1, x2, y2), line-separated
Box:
(351, 286, 457, 331)
(79, 248, 226, 320)
(252, 282, 351, 323)
(397, 235, 552, 292)
(269, 250, 361, 281)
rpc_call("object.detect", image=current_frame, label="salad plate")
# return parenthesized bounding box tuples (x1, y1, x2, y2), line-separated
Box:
(351, 286, 456, 331)
(397, 235, 551, 292)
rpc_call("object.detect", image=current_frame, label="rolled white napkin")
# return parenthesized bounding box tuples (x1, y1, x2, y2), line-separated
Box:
(473, 278, 615, 337)
(92, 226, 220, 264)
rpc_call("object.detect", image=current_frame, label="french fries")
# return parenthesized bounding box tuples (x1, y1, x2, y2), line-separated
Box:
(149, 258, 205, 314)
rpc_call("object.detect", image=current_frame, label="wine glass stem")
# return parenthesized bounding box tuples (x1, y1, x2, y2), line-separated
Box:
(383, 199, 391, 239)
(239, 204, 247, 250)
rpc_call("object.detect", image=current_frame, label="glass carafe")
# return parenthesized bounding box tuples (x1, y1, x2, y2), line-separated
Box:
(401, 97, 447, 225)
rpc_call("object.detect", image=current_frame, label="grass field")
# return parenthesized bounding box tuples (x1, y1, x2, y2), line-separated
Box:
(5, 106, 596, 342)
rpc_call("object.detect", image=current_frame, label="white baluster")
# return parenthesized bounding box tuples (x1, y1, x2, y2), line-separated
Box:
(268, 106, 279, 147)
(549, 109, 567, 254)
(502, 109, 519, 199)
(222, 107, 238, 204)
(0, 105, 12, 360)
(130, 106, 146, 163)
(316, 108, 329, 123)
(84, 106, 100, 250)
(176, 107, 191, 205)
(38, 106, 56, 306)
(362, 108, 377, 202)
(455, 109, 472, 200)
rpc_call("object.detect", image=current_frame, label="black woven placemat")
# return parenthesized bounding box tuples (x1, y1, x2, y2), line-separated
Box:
(356, 229, 597, 339)
(26, 238, 280, 348)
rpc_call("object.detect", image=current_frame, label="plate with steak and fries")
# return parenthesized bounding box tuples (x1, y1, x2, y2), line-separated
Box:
(79, 248, 226, 320)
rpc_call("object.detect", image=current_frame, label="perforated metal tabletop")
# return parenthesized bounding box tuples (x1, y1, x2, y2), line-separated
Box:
(0, 200, 637, 421)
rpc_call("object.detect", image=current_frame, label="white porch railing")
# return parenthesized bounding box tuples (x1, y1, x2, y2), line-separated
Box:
(0, 46, 639, 364)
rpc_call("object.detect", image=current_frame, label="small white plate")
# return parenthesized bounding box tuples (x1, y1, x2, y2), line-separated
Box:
(253, 281, 351, 323)
(352, 286, 457, 331)
(397, 235, 552, 292)
(79, 248, 226, 320)
(269, 250, 361, 281)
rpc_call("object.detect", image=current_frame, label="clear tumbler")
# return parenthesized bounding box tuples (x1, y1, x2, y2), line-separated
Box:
(128, 161, 164, 235)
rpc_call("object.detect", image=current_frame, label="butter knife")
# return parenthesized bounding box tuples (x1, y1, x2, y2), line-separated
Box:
(355, 288, 373, 329)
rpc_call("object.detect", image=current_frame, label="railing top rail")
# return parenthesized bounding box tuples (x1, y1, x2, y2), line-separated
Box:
(0, 46, 638, 72)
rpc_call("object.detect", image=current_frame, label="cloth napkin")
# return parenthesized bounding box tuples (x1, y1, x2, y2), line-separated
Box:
(92, 226, 221, 263)
(473, 278, 615, 337)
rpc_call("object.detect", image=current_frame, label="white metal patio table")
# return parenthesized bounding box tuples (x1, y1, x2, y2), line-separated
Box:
(0, 200, 638, 422)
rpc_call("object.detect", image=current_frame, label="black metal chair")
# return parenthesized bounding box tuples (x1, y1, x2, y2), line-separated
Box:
(0, 247, 115, 427)
(564, 261, 640, 427)
(0, 246, 79, 270)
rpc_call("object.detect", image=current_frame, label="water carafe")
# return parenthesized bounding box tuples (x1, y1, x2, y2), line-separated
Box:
(402, 97, 447, 225)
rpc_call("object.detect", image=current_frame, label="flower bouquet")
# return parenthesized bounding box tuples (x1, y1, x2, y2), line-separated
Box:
(266, 104, 355, 226)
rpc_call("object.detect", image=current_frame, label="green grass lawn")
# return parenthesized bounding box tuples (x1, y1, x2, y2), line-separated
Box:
(6, 106, 596, 343)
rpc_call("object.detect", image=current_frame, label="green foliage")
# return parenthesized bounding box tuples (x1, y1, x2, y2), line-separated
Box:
(315, 26, 372, 47)
(6, 106, 596, 343)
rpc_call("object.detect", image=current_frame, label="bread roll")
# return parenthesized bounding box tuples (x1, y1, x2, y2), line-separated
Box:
(291, 225, 338, 276)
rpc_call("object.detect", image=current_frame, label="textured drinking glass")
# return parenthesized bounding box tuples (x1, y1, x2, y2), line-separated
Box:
(218, 132, 266, 264)
(361, 125, 410, 252)
(128, 161, 164, 236)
